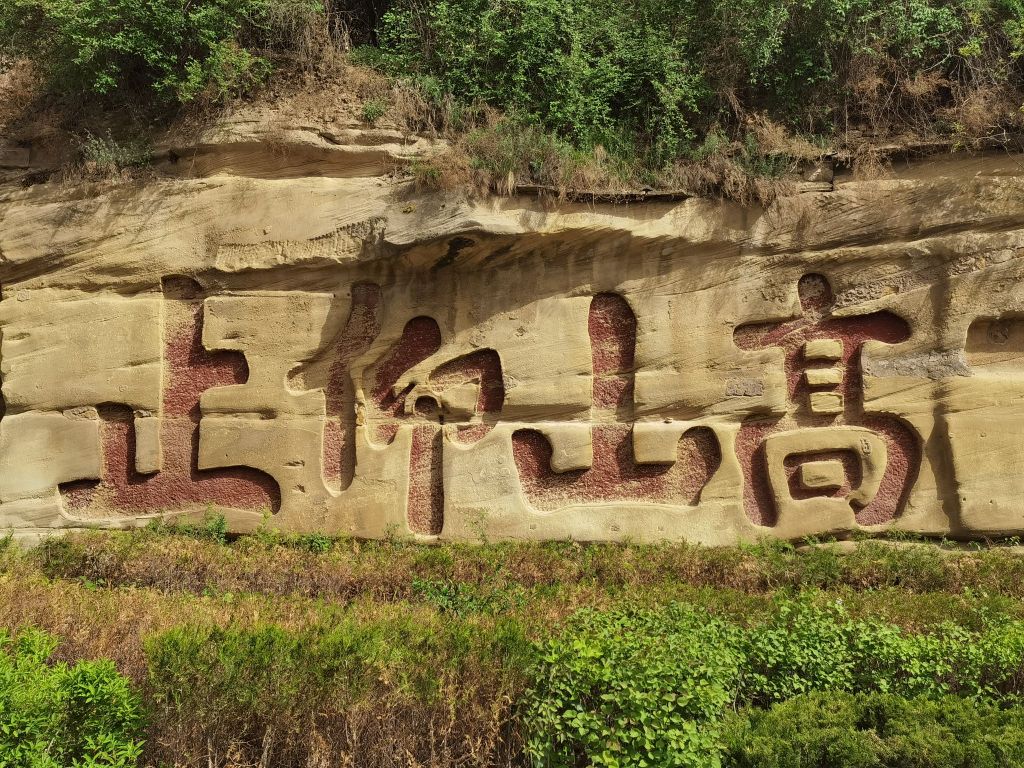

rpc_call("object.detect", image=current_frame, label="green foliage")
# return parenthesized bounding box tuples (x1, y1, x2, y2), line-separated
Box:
(144, 614, 533, 746)
(464, 116, 602, 188)
(0, 628, 143, 768)
(411, 578, 526, 616)
(15, 531, 1024, 768)
(742, 596, 1024, 704)
(79, 131, 153, 175)
(525, 598, 1024, 767)
(293, 532, 333, 554)
(361, 97, 388, 123)
(377, 0, 714, 165)
(165, 510, 230, 544)
(373, 0, 1024, 166)
(525, 604, 744, 768)
(0, 0, 322, 104)
(723, 692, 1024, 767)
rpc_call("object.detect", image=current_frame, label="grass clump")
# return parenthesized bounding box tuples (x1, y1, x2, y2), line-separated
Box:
(33, 529, 1024, 607)
(76, 131, 153, 178)
(144, 614, 532, 766)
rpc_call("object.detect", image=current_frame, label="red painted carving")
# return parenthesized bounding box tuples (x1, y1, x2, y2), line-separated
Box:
(321, 283, 385, 488)
(407, 424, 444, 534)
(513, 293, 721, 508)
(365, 317, 505, 535)
(368, 316, 444, 438)
(733, 274, 919, 527)
(62, 278, 280, 514)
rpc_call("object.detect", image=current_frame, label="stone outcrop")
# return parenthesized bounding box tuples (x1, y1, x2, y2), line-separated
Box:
(2, 124, 1024, 543)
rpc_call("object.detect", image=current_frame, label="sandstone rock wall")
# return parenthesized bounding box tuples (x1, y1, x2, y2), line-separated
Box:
(2, 132, 1023, 543)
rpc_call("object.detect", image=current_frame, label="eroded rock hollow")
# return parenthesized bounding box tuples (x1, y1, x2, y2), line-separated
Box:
(2, 132, 1022, 543)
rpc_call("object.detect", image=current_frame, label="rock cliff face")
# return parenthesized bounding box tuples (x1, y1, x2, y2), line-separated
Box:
(2, 122, 1024, 543)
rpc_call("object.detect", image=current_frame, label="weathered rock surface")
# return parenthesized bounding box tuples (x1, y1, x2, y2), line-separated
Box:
(2, 128, 1024, 543)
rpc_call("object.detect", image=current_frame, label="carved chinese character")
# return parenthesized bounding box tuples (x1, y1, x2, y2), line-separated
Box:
(734, 274, 920, 536)
(61, 277, 279, 517)
(513, 293, 720, 508)
(366, 314, 504, 535)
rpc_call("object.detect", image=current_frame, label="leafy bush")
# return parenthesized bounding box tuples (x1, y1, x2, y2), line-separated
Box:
(741, 596, 1024, 704)
(78, 132, 153, 176)
(0, 0, 322, 104)
(723, 692, 1024, 768)
(144, 614, 532, 763)
(376, 0, 715, 165)
(361, 97, 388, 123)
(0, 628, 144, 768)
(525, 604, 744, 768)
(374, 0, 1024, 166)
(525, 598, 1024, 767)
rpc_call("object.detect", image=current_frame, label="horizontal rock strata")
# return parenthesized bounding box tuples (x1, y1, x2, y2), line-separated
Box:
(1, 132, 1023, 543)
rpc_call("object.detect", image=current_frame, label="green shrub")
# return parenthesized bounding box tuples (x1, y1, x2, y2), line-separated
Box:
(79, 132, 153, 175)
(524, 604, 744, 768)
(524, 597, 1024, 767)
(464, 116, 596, 188)
(742, 596, 1024, 704)
(0, 628, 143, 768)
(374, 0, 1024, 166)
(144, 614, 532, 757)
(361, 97, 388, 123)
(0, 0, 322, 104)
(723, 692, 1024, 768)
(377, 0, 714, 165)
(160, 510, 229, 544)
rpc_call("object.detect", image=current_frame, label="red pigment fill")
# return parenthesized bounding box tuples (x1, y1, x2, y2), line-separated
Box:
(513, 292, 721, 508)
(431, 349, 505, 415)
(590, 292, 637, 412)
(366, 318, 506, 535)
(368, 316, 442, 534)
(733, 274, 919, 527)
(369, 316, 443, 436)
(62, 281, 279, 514)
(322, 283, 384, 488)
(408, 425, 444, 535)
(513, 425, 721, 509)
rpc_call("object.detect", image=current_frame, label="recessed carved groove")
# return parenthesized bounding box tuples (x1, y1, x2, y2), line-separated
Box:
(733, 274, 919, 531)
(513, 292, 721, 508)
(61, 278, 280, 515)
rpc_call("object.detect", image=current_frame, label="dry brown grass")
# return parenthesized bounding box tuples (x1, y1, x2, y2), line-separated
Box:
(33, 530, 1024, 604)
(0, 58, 40, 133)
(849, 142, 893, 180)
(0, 564, 525, 768)
(401, 111, 812, 204)
(661, 155, 794, 205)
(744, 114, 822, 161)
(947, 83, 1024, 144)
(7, 532, 1024, 766)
